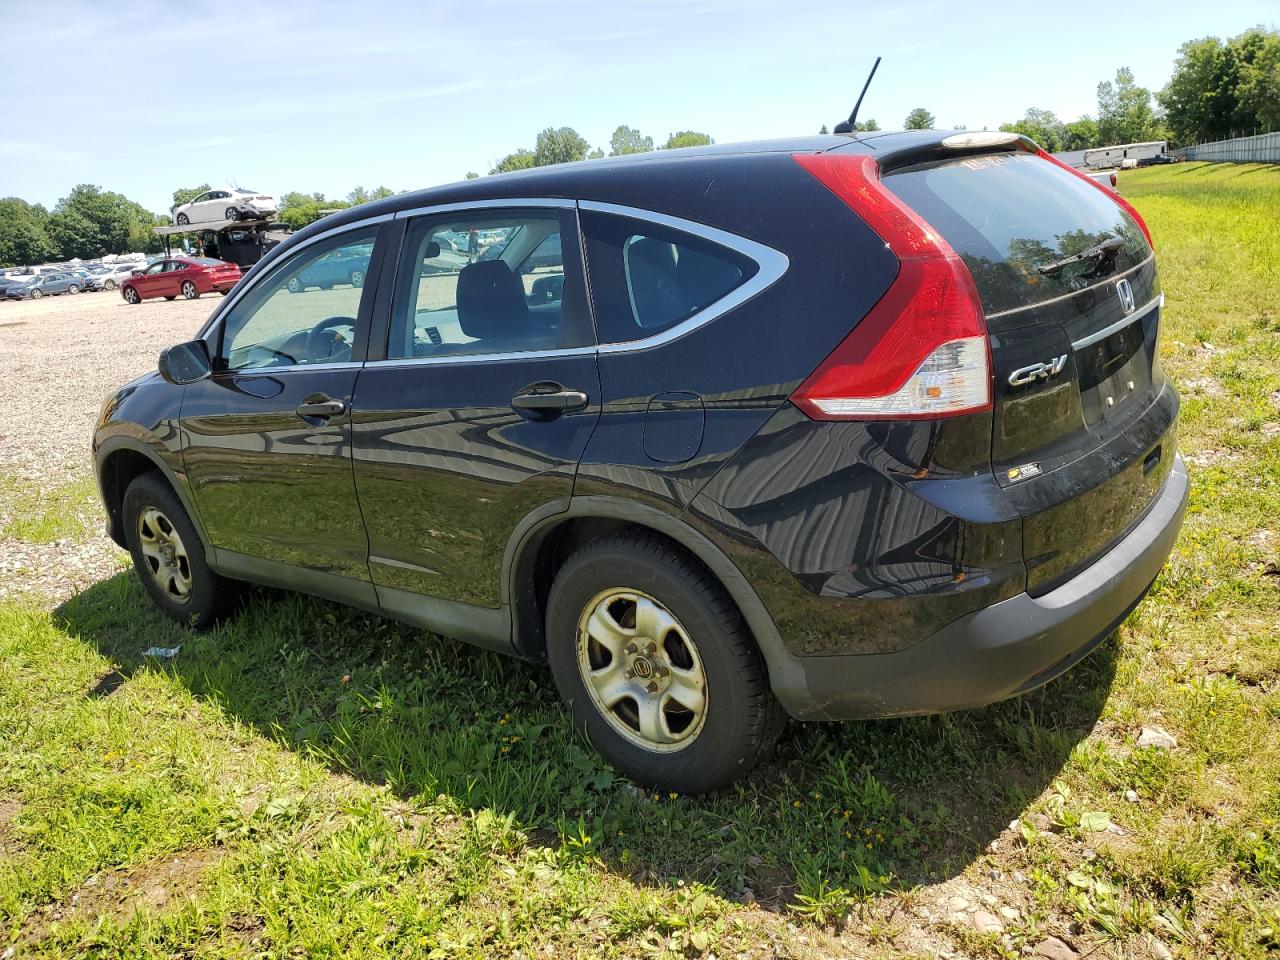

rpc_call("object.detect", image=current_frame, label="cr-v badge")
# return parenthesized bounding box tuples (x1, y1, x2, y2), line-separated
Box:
(1008, 354, 1068, 387)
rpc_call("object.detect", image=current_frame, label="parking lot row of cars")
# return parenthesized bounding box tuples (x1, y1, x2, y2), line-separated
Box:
(1, 255, 245, 303)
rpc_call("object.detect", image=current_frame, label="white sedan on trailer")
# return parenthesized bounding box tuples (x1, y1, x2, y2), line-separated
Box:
(172, 188, 278, 226)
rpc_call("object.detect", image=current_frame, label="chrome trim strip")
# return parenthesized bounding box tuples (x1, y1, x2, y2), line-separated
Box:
(393, 197, 576, 219)
(1071, 293, 1162, 351)
(372, 345, 597, 368)
(223, 361, 365, 374)
(579, 200, 791, 355)
(984, 252, 1155, 321)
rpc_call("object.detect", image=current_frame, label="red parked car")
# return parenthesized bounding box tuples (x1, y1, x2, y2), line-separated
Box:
(120, 257, 241, 304)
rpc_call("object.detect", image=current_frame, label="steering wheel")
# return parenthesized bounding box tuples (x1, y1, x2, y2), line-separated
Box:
(305, 315, 356, 361)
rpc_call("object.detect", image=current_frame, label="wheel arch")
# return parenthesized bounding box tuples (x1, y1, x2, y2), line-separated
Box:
(502, 496, 813, 715)
(97, 437, 207, 555)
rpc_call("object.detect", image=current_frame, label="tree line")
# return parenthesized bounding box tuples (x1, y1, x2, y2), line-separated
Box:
(887, 26, 1279, 151)
(478, 126, 714, 177)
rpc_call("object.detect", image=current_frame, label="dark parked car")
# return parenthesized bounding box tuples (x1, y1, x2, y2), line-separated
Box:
(6, 273, 82, 299)
(120, 257, 242, 304)
(93, 130, 1186, 792)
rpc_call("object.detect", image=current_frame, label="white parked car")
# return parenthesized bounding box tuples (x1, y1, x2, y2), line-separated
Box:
(88, 262, 144, 291)
(172, 188, 278, 226)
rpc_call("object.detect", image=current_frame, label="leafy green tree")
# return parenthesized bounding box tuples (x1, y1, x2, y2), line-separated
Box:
(588, 147, 605, 160)
(854, 118, 880, 132)
(818, 123, 829, 135)
(347, 186, 395, 205)
(1063, 117, 1101, 150)
(1159, 38, 1241, 143)
(277, 191, 346, 231)
(47, 185, 145, 259)
(491, 149, 536, 175)
(1236, 28, 1280, 132)
(464, 171, 480, 180)
(534, 127, 590, 166)
(999, 108, 1067, 152)
(1096, 68, 1162, 145)
(610, 124, 653, 155)
(903, 108, 935, 130)
(662, 131, 714, 149)
(171, 184, 211, 211)
(0, 198, 55, 266)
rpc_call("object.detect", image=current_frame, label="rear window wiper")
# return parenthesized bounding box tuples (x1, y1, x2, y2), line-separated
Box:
(1036, 236, 1126, 276)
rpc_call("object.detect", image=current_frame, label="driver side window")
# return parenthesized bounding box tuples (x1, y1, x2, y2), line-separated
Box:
(220, 228, 377, 370)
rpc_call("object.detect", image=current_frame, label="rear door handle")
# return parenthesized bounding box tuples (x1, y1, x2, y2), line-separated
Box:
(295, 395, 346, 420)
(512, 382, 590, 422)
(511, 386, 589, 414)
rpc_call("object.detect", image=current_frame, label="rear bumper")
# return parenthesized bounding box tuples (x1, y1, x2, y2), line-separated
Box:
(209, 277, 239, 292)
(776, 454, 1188, 720)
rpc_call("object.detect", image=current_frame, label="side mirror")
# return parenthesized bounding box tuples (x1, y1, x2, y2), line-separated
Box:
(158, 339, 212, 385)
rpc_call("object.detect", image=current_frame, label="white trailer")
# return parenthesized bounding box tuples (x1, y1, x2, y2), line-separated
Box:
(1084, 141, 1167, 169)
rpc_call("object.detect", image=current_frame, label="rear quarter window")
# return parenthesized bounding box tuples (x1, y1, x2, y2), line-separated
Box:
(883, 152, 1150, 315)
(580, 210, 757, 344)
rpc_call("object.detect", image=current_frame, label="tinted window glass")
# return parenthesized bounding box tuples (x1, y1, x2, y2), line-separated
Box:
(883, 152, 1149, 315)
(580, 211, 754, 344)
(221, 228, 376, 369)
(386, 209, 591, 360)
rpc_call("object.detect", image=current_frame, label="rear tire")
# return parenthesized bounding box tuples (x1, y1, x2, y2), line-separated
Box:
(225, 207, 240, 221)
(123, 286, 140, 304)
(68, 284, 80, 295)
(545, 532, 785, 793)
(181, 280, 199, 299)
(122, 472, 241, 629)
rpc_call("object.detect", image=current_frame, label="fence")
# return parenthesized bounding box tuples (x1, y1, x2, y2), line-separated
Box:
(1172, 131, 1280, 164)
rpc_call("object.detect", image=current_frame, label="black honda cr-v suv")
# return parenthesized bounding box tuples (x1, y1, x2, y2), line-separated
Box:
(94, 130, 1187, 792)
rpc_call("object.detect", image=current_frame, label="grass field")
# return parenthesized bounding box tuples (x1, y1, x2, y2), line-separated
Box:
(2, 162, 1278, 959)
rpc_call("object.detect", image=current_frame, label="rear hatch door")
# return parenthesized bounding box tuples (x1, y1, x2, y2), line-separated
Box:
(883, 150, 1175, 594)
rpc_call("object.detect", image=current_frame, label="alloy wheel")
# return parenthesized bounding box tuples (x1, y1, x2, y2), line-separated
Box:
(576, 589, 708, 752)
(350, 270, 365, 288)
(136, 507, 192, 602)
(182, 281, 197, 299)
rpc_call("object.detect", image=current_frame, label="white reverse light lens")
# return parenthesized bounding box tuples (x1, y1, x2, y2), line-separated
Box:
(807, 336, 990, 418)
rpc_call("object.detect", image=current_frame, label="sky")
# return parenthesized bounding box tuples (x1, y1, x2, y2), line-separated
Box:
(2, 0, 1275, 213)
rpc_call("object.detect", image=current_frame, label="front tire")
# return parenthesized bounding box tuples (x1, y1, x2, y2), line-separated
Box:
(105, 279, 117, 290)
(546, 532, 784, 793)
(31, 289, 42, 299)
(122, 472, 240, 629)
(181, 280, 199, 299)
(176, 213, 190, 225)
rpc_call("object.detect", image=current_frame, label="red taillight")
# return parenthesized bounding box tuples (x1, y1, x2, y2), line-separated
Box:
(1033, 147, 1152, 249)
(1110, 172, 1118, 188)
(789, 152, 991, 421)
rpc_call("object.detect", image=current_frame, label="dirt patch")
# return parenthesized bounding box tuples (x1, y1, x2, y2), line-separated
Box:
(22, 846, 226, 944)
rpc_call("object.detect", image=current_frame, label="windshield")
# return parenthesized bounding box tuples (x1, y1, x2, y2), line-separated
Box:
(884, 152, 1149, 315)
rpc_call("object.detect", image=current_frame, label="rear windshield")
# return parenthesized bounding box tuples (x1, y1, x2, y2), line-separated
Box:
(190, 257, 228, 267)
(884, 152, 1149, 315)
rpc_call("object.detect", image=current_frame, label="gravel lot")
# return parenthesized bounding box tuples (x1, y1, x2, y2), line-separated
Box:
(1, 290, 223, 599)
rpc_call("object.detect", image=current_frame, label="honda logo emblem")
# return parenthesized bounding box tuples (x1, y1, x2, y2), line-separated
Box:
(1116, 278, 1136, 315)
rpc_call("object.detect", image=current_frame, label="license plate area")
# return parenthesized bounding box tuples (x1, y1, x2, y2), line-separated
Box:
(1076, 309, 1157, 427)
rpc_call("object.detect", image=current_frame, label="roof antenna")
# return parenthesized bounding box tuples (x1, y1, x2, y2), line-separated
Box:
(833, 56, 882, 134)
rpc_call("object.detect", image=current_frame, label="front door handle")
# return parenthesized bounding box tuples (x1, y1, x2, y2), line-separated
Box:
(511, 384, 589, 416)
(295, 395, 346, 420)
